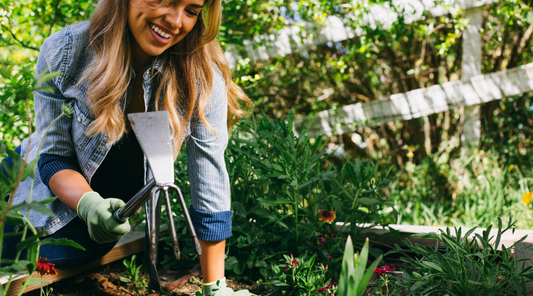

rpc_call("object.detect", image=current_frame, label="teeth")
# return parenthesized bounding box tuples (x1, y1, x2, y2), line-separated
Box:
(150, 24, 172, 39)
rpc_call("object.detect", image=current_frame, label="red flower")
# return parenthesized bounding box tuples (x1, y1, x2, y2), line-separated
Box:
(291, 260, 298, 266)
(317, 282, 336, 293)
(325, 230, 336, 238)
(375, 265, 394, 274)
(317, 210, 336, 223)
(284, 255, 299, 271)
(36, 258, 57, 275)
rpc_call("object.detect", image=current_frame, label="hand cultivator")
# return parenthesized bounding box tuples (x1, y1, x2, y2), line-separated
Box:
(112, 111, 201, 290)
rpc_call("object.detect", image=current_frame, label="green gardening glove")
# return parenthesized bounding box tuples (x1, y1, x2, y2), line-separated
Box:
(203, 278, 255, 296)
(77, 191, 131, 244)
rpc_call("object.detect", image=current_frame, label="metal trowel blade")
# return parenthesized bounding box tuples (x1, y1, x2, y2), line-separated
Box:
(128, 111, 175, 184)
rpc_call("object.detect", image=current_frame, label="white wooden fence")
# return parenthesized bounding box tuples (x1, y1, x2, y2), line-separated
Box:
(224, 0, 530, 140)
(295, 63, 533, 136)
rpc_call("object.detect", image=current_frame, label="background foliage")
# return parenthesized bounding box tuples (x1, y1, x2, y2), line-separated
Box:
(2, 0, 533, 288)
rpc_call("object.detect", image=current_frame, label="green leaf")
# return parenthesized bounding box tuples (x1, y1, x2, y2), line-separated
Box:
(256, 198, 292, 207)
(36, 70, 62, 86)
(40, 238, 86, 250)
(254, 260, 267, 268)
(338, 235, 355, 296)
(10, 199, 55, 217)
(419, 261, 442, 271)
(0, 67, 11, 79)
(356, 255, 382, 296)
(527, 11, 533, 24)
(233, 261, 245, 275)
(16, 230, 46, 252)
(0, 261, 29, 278)
(26, 243, 40, 274)
(27, 278, 49, 285)
(358, 198, 381, 206)
(120, 276, 132, 283)
(355, 238, 370, 285)
(225, 256, 238, 270)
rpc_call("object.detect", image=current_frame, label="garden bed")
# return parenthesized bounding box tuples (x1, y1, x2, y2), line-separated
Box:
(6, 222, 533, 295)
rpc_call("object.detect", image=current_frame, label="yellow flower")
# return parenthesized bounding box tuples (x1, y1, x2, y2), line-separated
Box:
(523, 192, 533, 205)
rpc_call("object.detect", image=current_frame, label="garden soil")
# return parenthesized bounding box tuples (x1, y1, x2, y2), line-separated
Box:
(23, 259, 261, 296)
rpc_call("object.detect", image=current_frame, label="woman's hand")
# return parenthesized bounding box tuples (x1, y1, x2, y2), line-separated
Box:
(77, 192, 131, 244)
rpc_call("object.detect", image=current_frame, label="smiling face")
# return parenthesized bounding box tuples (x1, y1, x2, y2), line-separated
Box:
(128, 0, 205, 65)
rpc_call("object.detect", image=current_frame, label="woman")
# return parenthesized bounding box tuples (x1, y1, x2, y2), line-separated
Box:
(3, 0, 251, 294)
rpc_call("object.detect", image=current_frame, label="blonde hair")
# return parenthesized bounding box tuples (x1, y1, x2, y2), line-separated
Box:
(84, 0, 251, 155)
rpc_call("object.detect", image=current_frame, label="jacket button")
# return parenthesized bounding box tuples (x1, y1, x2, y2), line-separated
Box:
(99, 147, 105, 152)
(77, 117, 82, 122)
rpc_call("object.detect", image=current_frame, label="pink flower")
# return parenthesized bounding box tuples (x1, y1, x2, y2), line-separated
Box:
(316, 234, 326, 247)
(326, 253, 332, 261)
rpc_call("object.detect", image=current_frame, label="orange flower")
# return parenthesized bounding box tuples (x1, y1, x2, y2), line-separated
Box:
(36, 258, 57, 275)
(523, 192, 533, 205)
(317, 210, 336, 223)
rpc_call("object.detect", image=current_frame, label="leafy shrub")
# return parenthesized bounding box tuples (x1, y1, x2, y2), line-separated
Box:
(265, 253, 335, 295)
(167, 112, 393, 280)
(386, 218, 533, 296)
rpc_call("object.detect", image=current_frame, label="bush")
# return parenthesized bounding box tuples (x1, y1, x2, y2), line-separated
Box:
(166, 112, 393, 280)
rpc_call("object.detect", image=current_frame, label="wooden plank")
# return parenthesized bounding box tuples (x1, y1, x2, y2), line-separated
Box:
(461, 6, 485, 145)
(345, 223, 533, 251)
(224, 0, 501, 68)
(295, 63, 533, 137)
(1, 230, 145, 296)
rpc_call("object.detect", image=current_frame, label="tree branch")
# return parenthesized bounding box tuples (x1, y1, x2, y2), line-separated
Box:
(507, 22, 533, 69)
(0, 23, 39, 51)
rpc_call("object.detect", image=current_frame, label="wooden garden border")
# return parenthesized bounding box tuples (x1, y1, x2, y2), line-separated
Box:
(351, 223, 533, 252)
(1, 229, 145, 296)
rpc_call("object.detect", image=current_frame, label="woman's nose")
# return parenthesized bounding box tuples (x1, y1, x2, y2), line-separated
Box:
(165, 7, 183, 29)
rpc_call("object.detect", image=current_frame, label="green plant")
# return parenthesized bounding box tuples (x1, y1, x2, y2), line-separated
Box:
(371, 266, 397, 296)
(0, 71, 83, 296)
(165, 113, 392, 280)
(266, 253, 336, 295)
(225, 113, 391, 278)
(338, 236, 382, 296)
(119, 254, 147, 288)
(386, 218, 533, 295)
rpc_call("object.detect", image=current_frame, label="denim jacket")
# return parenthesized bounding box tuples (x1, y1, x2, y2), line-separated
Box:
(13, 21, 233, 241)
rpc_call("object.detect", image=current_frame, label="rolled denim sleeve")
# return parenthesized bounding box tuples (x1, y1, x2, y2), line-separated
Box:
(34, 32, 77, 161)
(187, 68, 232, 242)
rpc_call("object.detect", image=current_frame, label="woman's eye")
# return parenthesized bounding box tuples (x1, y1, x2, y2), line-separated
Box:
(186, 10, 199, 16)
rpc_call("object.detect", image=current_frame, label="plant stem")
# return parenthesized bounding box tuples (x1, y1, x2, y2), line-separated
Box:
(293, 186, 298, 244)
(4, 110, 66, 296)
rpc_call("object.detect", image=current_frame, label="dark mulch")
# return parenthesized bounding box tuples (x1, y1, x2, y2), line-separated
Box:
(23, 258, 261, 296)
